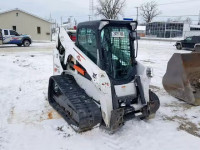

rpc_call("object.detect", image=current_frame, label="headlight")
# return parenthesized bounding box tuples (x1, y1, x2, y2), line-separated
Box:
(146, 67, 153, 78)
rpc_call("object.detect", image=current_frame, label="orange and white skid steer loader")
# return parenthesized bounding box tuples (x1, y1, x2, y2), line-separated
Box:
(48, 20, 160, 132)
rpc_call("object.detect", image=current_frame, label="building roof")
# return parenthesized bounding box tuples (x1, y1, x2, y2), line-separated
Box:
(0, 8, 52, 23)
(77, 19, 137, 30)
(190, 24, 200, 28)
(148, 21, 184, 24)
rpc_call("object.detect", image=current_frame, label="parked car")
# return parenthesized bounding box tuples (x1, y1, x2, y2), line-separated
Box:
(194, 43, 200, 52)
(175, 36, 200, 50)
(0, 29, 32, 47)
(66, 30, 76, 42)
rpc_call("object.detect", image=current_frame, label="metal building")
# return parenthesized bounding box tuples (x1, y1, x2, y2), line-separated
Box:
(146, 21, 200, 38)
(146, 22, 186, 38)
(0, 8, 52, 41)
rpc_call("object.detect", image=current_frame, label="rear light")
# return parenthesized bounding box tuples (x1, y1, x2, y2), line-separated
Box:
(54, 67, 58, 72)
(70, 35, 76, 42)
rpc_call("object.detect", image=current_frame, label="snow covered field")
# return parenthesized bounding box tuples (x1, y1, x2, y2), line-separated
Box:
(0, 41, 200, 150)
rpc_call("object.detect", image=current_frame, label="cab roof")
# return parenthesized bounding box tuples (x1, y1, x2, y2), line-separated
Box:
(77, 19, 137, 30)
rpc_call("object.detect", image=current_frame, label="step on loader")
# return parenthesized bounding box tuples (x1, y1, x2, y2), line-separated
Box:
(48, 20, 160, 132)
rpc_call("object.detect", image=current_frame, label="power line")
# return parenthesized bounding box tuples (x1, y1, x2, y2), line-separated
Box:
(150, 15, 199, 18)
(134, 0, 199, 8)
(199, 11, 200, 24)
(62, 14, 199, 21)
(158, 0, 200, 6)
(135, 7, 139, 22)
(127, 14, 200, 22)
(61, 15, 89, 18)
(131, 1, 200, 22)
(130, 14, 199, 17)
(89, 0, 94, 20)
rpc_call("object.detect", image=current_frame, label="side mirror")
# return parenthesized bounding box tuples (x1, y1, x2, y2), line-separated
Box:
(130, 31, 137, 40)
(130, 31, 139, 58)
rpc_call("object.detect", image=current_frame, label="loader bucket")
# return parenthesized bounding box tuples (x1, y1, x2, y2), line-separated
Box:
(163, 53, 200, 105)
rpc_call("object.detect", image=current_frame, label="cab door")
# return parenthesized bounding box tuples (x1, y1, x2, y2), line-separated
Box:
(2, 29, 11, 44)
(0, 29, 3, 45)
(183, 37, 193, 48)
(9, 30, 21, 44)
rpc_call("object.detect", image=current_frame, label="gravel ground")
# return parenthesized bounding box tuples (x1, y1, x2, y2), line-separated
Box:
(0, 40, 200, 150)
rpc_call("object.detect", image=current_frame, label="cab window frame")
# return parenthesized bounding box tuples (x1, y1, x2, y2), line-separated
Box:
(77, 27, 98, 64)
(185, 37, 192, 41)
(4, 30, 8, 35)
(10, 30, 19, 36)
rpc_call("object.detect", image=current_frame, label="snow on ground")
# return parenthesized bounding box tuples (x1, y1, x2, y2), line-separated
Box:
(0, 41, 200, 150)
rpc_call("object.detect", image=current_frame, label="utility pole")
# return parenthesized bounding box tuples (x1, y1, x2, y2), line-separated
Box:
(88, 15, 91, 21)
(89, 0, 94, 21)
(69, 16, 73, 28)
(61, 16, 63, 26)
(74, 18, 77, 26)
(135, 7, 139, 22)
(198, 10, 200, 25)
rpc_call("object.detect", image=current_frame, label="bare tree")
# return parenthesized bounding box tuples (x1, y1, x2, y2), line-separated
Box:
(167, 18, 173, 22)
(184, 17, 192, 25)
(173, 16, 182, 22)
(140, 1, 161, 23)
(96, 0, 126, 19)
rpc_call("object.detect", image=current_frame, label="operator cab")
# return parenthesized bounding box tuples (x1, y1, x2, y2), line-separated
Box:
(76, 20, 138, 83)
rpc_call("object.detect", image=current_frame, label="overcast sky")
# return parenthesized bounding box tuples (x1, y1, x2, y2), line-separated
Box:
(1, 0, 200, 24)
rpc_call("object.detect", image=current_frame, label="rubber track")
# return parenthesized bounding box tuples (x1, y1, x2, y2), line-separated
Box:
(48, 74, 102, 132)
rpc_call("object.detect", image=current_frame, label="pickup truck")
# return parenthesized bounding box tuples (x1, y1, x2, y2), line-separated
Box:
(194, 43, 200, 52)
(0, 29, 32, 47)
(175, 36, 200, 50)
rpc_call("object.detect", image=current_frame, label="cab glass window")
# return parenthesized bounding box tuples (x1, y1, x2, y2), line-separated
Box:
(192, 36, 200, 43)
(100, 26, 132, 80)
(10, 30, 19, 36)
(37, 27, 41, 34)
(78, 28, 97, 63)
(186, 37, 192, 41)
(4, 30, 8, 35)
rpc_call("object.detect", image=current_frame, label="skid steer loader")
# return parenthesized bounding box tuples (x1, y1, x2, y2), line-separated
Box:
(48, 20, 160, 132)
(163, 52, 200, 105)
